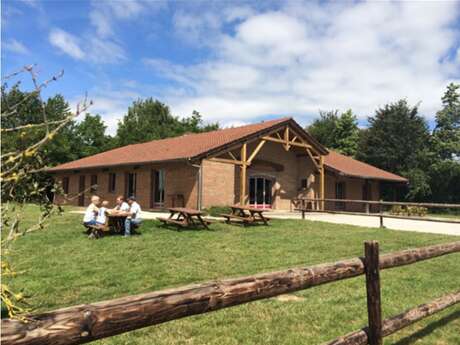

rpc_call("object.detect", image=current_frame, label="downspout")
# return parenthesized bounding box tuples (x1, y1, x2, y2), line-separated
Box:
(187, 159, 203, 210)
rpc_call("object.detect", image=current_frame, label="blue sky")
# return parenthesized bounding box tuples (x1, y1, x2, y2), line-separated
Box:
(2, 0, 460, 134)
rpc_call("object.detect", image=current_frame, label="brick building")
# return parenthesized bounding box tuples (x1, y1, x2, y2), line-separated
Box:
(49, 117, 407, 211)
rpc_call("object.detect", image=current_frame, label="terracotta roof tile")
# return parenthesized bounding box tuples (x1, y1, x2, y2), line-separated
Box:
(49, 117, 407, 183)
(49, 117, 291, 171)
(324, 150, 407, 182)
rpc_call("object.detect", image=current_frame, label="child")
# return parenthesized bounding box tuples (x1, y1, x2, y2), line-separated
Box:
(83, 195, 101, 226)
(96, 200, 109, 226)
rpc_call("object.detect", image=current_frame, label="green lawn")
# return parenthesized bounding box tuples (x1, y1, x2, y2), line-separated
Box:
(5, 205, 460, 345)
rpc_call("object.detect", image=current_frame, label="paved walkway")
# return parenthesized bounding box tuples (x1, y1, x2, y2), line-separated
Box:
(70, 209, 460, 236)
(267, 211, 460, 236)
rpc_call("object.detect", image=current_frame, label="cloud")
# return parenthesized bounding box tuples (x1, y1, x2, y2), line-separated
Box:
(149, 1, 460, 126)
(49, 28, 85, 59)
(72, 89, 142, 135)
(89, 0, 163, 38)
(49, 28, 126, 63)
(3, 39, 29, 54)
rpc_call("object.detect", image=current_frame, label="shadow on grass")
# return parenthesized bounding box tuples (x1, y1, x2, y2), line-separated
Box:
(392, 309, 460, 345)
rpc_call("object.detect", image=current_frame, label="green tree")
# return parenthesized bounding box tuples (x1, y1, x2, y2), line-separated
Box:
(333, 110, 360, 156)
(74, 113, 113, 157)
(432, 83, 460, 160)
(307, 110, 339, 148)
(357, 100, 432, 201)
(115, 98, 218, 146)
(428, 83, 460, 203)
(307, 109, 360, 156)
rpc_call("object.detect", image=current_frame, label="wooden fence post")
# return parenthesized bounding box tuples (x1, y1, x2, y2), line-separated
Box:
(379, 200, 384, 228)
(364, 241, 383, 345)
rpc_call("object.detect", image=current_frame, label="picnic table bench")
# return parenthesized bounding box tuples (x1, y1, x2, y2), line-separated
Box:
(158, 207, 211, 229)
(221, 205, 270, 226)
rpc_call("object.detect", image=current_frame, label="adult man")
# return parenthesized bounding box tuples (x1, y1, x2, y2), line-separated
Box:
(124, 196, 142, 237)
(83, 195, 101, 226)
(114, 195, 130, 213)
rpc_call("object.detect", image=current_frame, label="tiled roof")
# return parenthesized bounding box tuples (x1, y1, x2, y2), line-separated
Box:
(49, 118, 294, 171)
(324, 150, 407, 182)
(49, 117, 407, 183)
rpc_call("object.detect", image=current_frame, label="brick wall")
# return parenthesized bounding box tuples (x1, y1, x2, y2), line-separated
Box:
(53, 161, 198, 210)
(201, 140, 318, 210)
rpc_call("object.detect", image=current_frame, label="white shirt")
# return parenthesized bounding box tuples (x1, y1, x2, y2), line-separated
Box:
(83, 204, 98, 223)
(96, 207, 107, 224)
(129, 202, 142, 219)
(118, 202, 130, 212)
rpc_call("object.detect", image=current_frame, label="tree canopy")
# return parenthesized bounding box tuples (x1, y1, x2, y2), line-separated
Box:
(115, 99, 218, 146)
(307, 109, 360, 156)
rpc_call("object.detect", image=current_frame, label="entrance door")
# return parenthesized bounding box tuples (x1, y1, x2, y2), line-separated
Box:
(249, 176, 272, 208)
(78, 175, 85, 206)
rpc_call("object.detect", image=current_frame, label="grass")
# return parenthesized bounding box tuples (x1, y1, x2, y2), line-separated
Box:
(5, 205, 460, 345)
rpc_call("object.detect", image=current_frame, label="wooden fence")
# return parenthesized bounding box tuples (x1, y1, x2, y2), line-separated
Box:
(2, 241, 459, 345)
(291, 198, 460, 225)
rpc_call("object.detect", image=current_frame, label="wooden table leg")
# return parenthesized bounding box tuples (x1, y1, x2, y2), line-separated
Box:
(197, 215, 209, 229)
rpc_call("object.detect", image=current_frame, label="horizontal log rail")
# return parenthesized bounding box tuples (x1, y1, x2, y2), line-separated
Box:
(2, 241, 459, 345)
(325, 290, 460, 345)
(293, 197, 460, 209)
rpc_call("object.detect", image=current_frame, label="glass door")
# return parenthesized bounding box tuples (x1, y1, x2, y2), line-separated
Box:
(249, 176, 272, 208)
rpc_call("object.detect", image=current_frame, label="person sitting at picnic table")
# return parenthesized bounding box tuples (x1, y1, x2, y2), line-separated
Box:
(124, 196, 142, 237)
(96, 200, 109, 226)
(113, 195, 130, 214)
(83, 195, 101, 226)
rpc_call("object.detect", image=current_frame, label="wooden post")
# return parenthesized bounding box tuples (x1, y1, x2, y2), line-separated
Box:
(284, 126, 290, 151)
(364, 241, 383, 345)
(320, 155, 325, 210)
(379, 200, 384, 228)
(240, 143, 247, 205)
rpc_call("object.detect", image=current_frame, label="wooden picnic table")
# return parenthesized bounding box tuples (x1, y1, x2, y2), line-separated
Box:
(221, 205, 270, 226)
(158, 207, 210, 229)
(107, 213, 127, 233)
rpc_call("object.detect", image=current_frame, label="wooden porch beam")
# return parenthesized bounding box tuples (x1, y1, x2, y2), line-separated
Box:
(240, 143, 247, 205)
(247, 139, 266, 164)
(289, 128, 321, 156)
(228, 151, 238, 161)
(261, 136, 313, 149)
(320, 155, 325, 210)
(209, 157, 243, 165)
(284, 126, 290, 151)
(306, 147, 320, 171)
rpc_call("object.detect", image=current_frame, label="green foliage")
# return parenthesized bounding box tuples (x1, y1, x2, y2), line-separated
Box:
(357, 100, 432, 200)
(428, 160, 460, 204)
(308, 109, 360, 156)
(307, 110, 339, 148)
(115, 99, 219, 146)
(74, 113, 114, 157)
(432, 83, 460, 160)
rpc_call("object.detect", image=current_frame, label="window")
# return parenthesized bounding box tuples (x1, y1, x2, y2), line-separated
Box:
(108, 173, 116, 193)
(125, 172, 137, 197)
(78, 175, 85, 206)
(62, 177, 69, 194)
(90, 174, 98, 193)
(152, 170, 165, 206)
(335, 181, 346, 210)
(300, 178, 308, 189)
